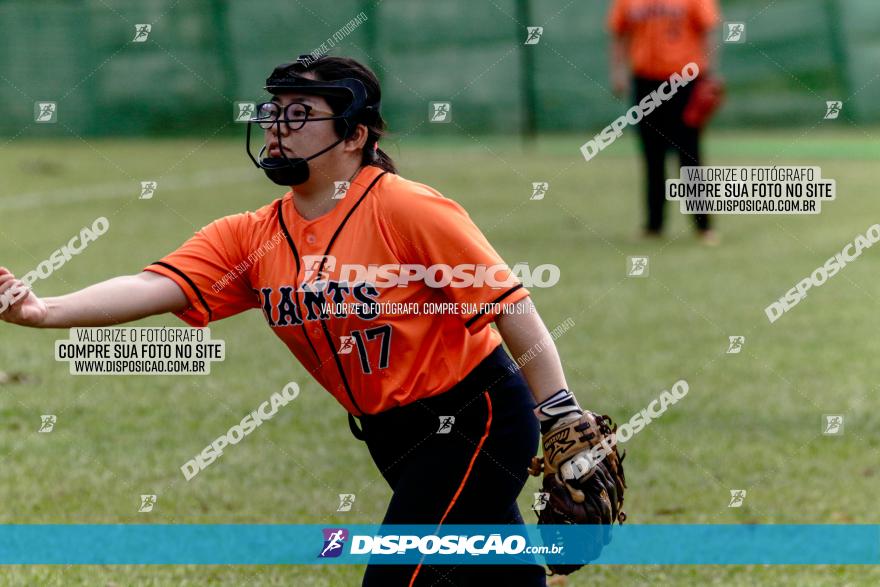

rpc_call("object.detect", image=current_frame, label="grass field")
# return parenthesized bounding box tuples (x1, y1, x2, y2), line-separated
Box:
(1, 130, 879, 586)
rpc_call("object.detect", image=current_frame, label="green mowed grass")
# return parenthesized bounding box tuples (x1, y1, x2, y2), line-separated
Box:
(1, 130, 879, 585)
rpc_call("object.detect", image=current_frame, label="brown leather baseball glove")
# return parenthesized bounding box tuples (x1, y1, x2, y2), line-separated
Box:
(528, 411, 627, 575)
(683, 75, 726, 128)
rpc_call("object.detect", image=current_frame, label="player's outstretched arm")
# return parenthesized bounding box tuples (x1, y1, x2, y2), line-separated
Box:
(499, 296, 627, 550)
(495, 296, 570, 405)
(0, 267, 188, 329)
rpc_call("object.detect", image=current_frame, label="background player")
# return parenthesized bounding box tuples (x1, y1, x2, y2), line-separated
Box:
(0, 55, 621, 585)
(609, 0, 722, 244)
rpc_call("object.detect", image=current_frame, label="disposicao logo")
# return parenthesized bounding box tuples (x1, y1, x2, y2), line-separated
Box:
(319, 528, 349, 558)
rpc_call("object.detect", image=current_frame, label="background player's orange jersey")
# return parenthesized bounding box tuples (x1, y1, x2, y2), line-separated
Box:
(144, 165, 529, 415)
(608, 0, 720, 80)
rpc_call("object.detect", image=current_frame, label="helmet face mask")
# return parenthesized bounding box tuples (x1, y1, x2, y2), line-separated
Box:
(245, 56, 381, 186)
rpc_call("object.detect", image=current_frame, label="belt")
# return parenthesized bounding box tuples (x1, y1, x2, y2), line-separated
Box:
(349, 345, 515, 442)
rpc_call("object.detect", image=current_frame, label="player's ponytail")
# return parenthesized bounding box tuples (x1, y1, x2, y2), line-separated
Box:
(289, 56, 397, 174)
(371, 144, 397, 175)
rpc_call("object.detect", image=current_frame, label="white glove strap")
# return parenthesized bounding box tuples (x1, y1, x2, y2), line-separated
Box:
(535, 389, 582, 433)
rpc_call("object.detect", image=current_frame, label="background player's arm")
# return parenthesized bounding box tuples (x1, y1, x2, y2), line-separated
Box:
(610, 34, 630, 98)
(607, 0, 632, 98)
(698, 0, 721, 73)
(495, 296, 570, 404)
(704, 27, 719, 73)
(0, 267, 188, 328)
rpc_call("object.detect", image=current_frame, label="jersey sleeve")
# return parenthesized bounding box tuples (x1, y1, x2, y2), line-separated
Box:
(382, 184, 530, 335)
(608, 0, 629, 35)
(693, 0, 720, 30)
(143, 214, 260, 328)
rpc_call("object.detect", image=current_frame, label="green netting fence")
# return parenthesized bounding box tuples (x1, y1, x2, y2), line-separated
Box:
(1, 0, 877, 138)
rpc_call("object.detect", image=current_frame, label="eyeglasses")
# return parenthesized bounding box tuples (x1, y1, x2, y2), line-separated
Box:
(253, 101, 339, 131)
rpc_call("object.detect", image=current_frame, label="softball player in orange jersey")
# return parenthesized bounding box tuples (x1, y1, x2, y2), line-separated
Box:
(609, 0, 721, 243)
(0, 55, 604, 586)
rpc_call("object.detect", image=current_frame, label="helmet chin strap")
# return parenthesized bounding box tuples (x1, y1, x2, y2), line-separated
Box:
(258, 131, 348, 186)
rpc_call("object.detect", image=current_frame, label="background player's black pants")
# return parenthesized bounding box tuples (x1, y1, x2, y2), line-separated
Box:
(354, 344, 547, 587)
(633, 75, 711, 233)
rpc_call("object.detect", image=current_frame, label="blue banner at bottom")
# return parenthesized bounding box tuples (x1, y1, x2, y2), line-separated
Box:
(0, 525, 877, 565)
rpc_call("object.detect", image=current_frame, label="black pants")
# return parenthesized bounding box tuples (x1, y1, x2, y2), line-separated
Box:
(634, 75, 710, 233)
(354, 345, 547, 587)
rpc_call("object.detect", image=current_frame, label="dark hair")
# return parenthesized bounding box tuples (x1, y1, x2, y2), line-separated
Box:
(287, 56, 397, 174)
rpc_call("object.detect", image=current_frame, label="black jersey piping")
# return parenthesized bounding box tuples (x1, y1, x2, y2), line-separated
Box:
(277, 170, 387, 416)
(276, 199, 323, 367)
(150, 261, 213, 323)
(317, 170, 388, 416)
(464, 283, 525, 329)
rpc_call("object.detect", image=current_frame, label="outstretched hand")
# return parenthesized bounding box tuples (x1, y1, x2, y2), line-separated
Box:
(0, 267, 47, 327)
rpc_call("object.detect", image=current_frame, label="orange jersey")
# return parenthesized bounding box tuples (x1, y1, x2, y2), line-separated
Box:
(143, 165, 529, 415)
(608, 0, 720, 80)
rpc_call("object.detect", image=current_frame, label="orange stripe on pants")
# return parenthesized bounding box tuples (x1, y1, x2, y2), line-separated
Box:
(408, 391, 493, 587)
